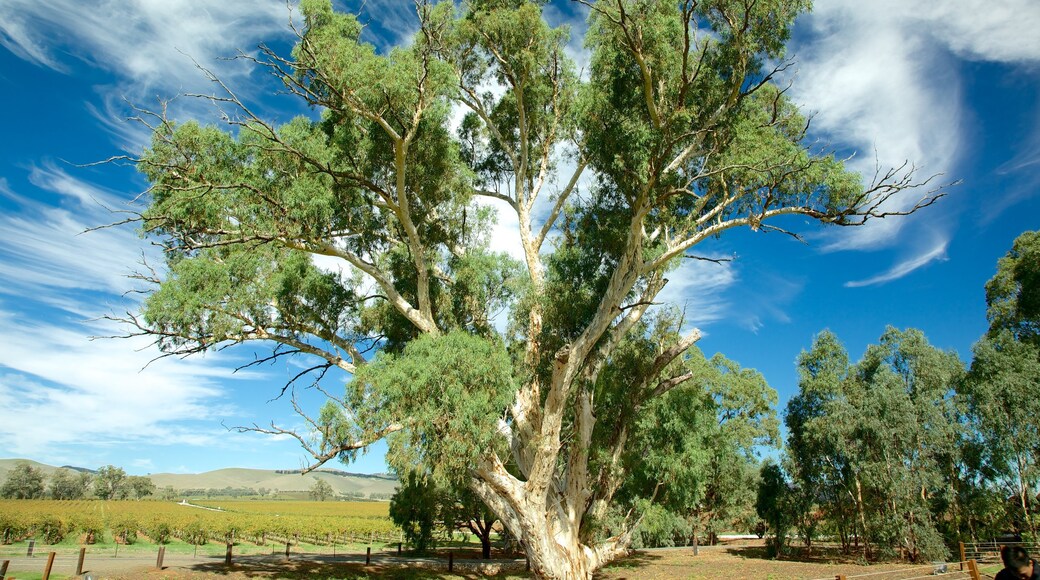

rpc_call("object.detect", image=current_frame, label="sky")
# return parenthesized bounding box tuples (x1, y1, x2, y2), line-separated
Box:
(0, 0, 1038, 476)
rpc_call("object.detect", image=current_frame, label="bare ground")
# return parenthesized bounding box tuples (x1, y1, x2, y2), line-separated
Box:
(2, 539, 990, 579)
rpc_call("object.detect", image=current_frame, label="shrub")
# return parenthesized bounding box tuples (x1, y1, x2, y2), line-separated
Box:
(33, 515, 69, 544)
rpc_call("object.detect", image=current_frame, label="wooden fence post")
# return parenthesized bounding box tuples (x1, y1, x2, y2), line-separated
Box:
(398, 542, 402, 555)
(42, 551, 56, 580)
(0, 560, 8, 580)
(285, 540, 291, 560)
(959, 541, 966, 571)
(156, 546, 166, 569)
(77, 546, 87, 575)
(836, 575, 847, 580)
(967, 558, 981, 580)
(225, 542, 233, 566)
(26, 539, 35, 557)
(366, 546, 371, 566)
(448, 551, 454, 572)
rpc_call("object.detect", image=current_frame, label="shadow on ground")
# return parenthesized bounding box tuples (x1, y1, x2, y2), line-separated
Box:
(165, 556, 531, 579)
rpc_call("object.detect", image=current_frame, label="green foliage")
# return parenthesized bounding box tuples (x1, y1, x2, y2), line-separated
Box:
(960, 230, 1040, 538)
(309, 478, 334, 501)
(110, 514, 139, 545)
(72, 513, 104, 544)
(147, 517, 172, 544)
(984, 230, 1040, 342)
(48, 469, 88, 500)
(121, 0, 943, 573)
(350, 331, 516, 485)
(126, 476, 156, 500)
(388, 472, 440, 552)
(94, 465, 129, 500)
(180, 519, 209, 545)
(33, 514, 69, 544)
(783, 328, 962, 561)
(0, 462, 45, 499)
(756, 462, 793, 558)
(629, 503, 692, 549)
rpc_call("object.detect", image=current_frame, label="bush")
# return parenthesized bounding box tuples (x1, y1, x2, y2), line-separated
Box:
(33, 515, 69, 544)
(71, 514, 104, 544)
(147, 517, 172, 544)
(110, 515, 139, 545)
(180, 519, 208, 545)
(0, 513, 29, 544)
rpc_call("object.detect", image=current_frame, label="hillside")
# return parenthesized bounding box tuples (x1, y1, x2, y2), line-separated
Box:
(0, 459, 397, 499)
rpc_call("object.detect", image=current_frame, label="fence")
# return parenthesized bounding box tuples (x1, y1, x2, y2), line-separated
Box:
(811, 559, 987, 580)
(0, 539, 525, 579)
(959, 541, 1040, 565)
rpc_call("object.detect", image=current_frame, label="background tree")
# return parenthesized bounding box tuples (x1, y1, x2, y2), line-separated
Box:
(126, 475, 156, 500)
(389, 472, 441, 552)
(756, 461, 793, 558)
(114, 0, 940, 576)
(93, 465, 128, 500)
(309, 478, 334, 501)
(48, 468, 89, 500)
(783, 328, 963, 561)
(440, 482, 500, 559)
(960, 230, 1040, 538)
(0, 462, 45, 499)
(616, 341, 777, 548)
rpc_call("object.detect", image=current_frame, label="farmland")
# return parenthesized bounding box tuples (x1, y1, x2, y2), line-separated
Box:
(0, 499, 399, 548)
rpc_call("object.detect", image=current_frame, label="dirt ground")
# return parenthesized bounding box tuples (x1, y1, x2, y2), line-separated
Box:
(1, 539, 999, 579)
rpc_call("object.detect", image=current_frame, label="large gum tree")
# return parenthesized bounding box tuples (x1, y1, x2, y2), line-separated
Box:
(115, 0, 941, 577)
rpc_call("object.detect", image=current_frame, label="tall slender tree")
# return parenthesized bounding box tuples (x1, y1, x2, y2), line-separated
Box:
(961, 230, 1040, 538)
(114, 1, 941, 576)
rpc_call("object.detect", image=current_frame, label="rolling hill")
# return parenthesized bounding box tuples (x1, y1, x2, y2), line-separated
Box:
(0, 459, 398, 499)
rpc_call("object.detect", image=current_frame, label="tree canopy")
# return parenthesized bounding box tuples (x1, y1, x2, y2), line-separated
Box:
(115, 0, 940, 577)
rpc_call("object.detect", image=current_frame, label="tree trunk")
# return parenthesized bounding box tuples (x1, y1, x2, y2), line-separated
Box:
(855, 475, 871, 559)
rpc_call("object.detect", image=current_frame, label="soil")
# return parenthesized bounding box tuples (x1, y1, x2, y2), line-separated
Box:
(1, 539, 992, 579)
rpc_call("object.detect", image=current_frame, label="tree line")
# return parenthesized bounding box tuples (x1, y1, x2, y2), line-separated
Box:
(1, 464, 155, 501)
(759, 230, 1040, 562)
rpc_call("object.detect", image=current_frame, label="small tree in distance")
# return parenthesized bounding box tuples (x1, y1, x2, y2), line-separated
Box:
(49, 468, 88, 500)
(110, 0, 945, 576)
(1, 462, 45, 499)
(93, 465, 128, 500)
(309, 478, 334, 501)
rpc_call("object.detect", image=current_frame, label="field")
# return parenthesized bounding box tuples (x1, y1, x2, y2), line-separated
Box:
(0, 499, 399, 549)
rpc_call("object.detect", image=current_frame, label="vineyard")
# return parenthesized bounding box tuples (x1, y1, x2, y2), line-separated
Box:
(0, 499, 400, 548)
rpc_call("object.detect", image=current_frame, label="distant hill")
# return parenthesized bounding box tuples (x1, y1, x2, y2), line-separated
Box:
(0, 459, 398, 499)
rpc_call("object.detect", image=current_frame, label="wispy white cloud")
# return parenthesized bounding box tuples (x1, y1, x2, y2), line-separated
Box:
(789, 0, 1040, 279)
(657, 257, 739, 331)
(844, 234, 949, 288)
(789, 3, 962, 252)
(0, 0, 296, 151)
(0, 169, 265, 464)
(0, 0, 289, 85)
(0, 163, 148, 309)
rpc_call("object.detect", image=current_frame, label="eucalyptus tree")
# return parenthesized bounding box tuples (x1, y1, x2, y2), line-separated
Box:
(786, 330, 862, 553)
(614, 339, 777, 547)
(49, 468, 89, 500)
(115, 0, 940, 576)
(785, 328, 963, 561)
(0, 462, 45, 499)
(961, 230, 1040, 538)
(848, 328, 962, 561)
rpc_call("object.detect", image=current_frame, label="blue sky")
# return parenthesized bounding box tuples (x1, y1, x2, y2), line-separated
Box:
(0, 0, 1038, 476)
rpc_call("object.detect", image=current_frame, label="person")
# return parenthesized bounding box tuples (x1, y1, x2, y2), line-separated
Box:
(996, 545, 1040, 580)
